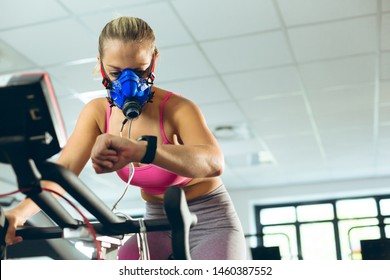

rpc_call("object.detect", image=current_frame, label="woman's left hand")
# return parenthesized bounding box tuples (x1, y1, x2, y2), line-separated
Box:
(91, 134, 145, 173)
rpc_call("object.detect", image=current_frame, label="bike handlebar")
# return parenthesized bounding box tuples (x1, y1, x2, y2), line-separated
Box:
(0, 161, 197, 260)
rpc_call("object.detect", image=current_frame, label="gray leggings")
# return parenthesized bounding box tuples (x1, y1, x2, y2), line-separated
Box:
(117, 185, 246, 260)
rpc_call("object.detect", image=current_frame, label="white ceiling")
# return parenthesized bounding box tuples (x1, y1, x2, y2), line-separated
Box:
(1, 0, 390, 205)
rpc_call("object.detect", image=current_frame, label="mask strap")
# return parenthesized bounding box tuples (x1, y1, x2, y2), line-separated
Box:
(100, 62, 115, 107)
(147, 53, 156, 85)
(100, 62, 112, 89)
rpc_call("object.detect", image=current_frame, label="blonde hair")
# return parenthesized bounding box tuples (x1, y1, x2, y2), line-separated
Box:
(98, 16, 156, 59)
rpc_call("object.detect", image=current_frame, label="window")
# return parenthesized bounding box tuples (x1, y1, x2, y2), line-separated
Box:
(254, 194, 390, 260)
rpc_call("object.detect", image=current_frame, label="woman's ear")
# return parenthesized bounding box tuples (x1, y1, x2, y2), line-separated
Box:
(152, 48, 160, 63)
(92, 55, 101, 75)
(148, 50, 159, 82)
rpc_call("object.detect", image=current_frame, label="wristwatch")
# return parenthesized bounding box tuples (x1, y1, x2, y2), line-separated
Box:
(137, 135, 157, 164)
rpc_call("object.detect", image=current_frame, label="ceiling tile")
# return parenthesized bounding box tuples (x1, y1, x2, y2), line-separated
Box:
(252, 115, 313, 138)
(201, 31, 293, 73)
(239, 167, 289, 187)
(154, 45, 215, 82)
(300, 55, 376, 90)
(279, 156, 326, 171)
(378, 124, 390, 141)
(286, 169, 330, 185)
(307, 84, 374, 117)
(273, 148, 324, 167)
(45, 62, 101, 94)
(0, 40, 36, 74)
(0, 0, 69, 29)
(277, 0, 377, 26)
(382, 13, 390, 50)
(49, 78, 75, 98)
(320, 127, 374, 155)
(326, 146, 375, 169)
(222, 66, 303, 100)
(314, 110, 373, 131)
(0, 18, 97, 66)
(198, 101, 247, 126)
(158, 76, 232, 105)
(381, 51, 390, 79)
(172, 0, 280, 41)
(288, 16, 377, 62)
(233, 164, 282, 177)
(379, 105, 390, 123)
(219, 139, 265, 156)
(58, 0, 157, 14)
(76, 12, 119, 38)
(264, 132, 322, 155)
(80, 2, 193, 48)
(238, 94, 308, 122)
(380, 81, 390, 104)
(383, 0, 390, 11)
(263, 134, 325, 172)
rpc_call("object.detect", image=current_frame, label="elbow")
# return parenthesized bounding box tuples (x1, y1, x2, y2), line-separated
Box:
(211, 167, 223, 177)
(208, 152, 224, 177)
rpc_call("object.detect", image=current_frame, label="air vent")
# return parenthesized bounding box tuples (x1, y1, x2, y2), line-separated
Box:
(213, 123, 252, 140)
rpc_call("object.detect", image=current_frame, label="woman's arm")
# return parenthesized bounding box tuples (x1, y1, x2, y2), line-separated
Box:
(91, 97, 224, 178)
(154, 97, 224, 178)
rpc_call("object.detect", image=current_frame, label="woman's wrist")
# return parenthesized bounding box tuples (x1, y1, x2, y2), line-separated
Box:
(137, 135, 157, 164)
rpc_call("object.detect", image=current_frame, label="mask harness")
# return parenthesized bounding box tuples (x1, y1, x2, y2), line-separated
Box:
(100, 55, 156, 120)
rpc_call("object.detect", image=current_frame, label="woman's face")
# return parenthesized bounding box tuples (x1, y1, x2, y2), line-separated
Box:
(100, 40, 154, 81)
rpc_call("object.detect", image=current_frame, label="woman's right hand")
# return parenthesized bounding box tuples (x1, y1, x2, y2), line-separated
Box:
(4, 209, 25, 245)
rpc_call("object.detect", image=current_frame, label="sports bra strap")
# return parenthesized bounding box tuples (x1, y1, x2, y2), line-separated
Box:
(159, 92, 174, 144)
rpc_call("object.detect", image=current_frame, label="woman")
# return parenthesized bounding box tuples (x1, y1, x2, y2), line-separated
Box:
(5, 16, 246, 260)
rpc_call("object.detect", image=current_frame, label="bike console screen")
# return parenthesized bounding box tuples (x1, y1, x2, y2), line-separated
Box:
(0, 73, 67, 163)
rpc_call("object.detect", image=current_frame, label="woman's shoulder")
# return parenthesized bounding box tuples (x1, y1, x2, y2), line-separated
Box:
(85, 97, 108, 107)
(83, 97, 108, 115)
(77, 97, 108, 132)
(155, 87, 196, 109)
(155, 87, 203, 122)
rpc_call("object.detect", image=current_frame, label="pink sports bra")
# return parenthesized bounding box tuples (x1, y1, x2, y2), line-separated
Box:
(105, 92, 192, 195)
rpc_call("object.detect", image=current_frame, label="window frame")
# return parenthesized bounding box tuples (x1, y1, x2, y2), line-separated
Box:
(253, 194, 390, 260)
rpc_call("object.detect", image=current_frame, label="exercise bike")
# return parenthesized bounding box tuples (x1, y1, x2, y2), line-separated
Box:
(0, 72, 197, 260)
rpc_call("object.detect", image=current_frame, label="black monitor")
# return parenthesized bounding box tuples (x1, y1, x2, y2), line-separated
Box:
(361, 239, 390, 260)
(251, 246, 281, 260)
(0, 72, 67, 163)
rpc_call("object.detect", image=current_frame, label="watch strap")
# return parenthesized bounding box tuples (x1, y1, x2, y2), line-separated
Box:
(137, 135, 157, 164)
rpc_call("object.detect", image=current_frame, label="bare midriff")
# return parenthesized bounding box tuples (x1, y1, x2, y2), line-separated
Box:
(140, 176, 223, 203)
